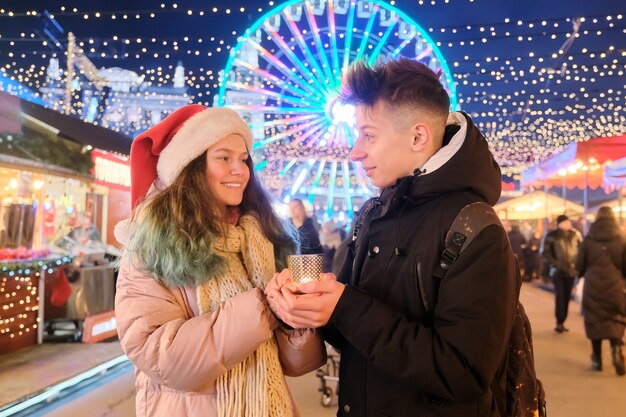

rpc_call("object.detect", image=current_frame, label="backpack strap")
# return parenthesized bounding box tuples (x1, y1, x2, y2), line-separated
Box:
(430, 202, 508, 414)
(430, 202, 504, 310)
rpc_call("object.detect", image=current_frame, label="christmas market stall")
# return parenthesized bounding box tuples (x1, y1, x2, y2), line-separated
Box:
(521, 134, 626, 232)
(0, 92, 131, 353)
(603, 156, 626, 192)
(590, 156, 626, 221)
(0, 249, 73, 355)
(494, 190, 584, 222)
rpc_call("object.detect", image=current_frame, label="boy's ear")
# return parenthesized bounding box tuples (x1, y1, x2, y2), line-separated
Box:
(410, 124, 430, 151)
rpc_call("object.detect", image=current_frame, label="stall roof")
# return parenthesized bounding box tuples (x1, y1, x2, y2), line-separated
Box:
(521, 134, 626, 190)
(494, 190, 584, 221)
(0, 153, 94, 182)
(603, 157, 626, 191)
(18, 96, 132, 155)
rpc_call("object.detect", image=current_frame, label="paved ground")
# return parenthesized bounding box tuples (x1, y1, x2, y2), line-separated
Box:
(520, 283, 626, 416)
(27, 283, 626, 416)
(31, 366, 336, 417)
(0, 341, 124, 407)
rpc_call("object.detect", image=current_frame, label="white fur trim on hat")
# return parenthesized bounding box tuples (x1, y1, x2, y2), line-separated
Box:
(157, 108, 253, 186)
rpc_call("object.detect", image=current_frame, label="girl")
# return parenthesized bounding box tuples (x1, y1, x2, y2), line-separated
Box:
(114, 104, 326, 416)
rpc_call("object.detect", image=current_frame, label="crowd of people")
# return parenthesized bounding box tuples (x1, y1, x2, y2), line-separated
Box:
(504, 212, 626, 376)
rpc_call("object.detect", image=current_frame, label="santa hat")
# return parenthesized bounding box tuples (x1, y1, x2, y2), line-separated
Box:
(129, 104, 253, 210)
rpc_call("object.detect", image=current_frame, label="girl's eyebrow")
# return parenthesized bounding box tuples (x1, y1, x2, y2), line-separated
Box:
(211, 148, 249, 156)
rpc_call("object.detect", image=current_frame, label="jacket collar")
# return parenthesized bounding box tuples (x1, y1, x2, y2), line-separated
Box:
(420, 111, 467, 176)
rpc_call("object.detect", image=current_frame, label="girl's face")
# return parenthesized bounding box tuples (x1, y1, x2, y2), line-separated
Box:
(205, 134, 250, 215)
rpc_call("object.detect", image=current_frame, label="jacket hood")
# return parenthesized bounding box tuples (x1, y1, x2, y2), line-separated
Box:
(407, 112, 502, 206)
(588, 217, 622, 242)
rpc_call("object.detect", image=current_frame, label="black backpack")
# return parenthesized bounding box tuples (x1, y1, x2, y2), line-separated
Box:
(430, 202, 547, 417)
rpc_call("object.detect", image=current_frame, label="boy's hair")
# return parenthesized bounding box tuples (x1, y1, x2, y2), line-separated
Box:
(339, 57, 450, 121)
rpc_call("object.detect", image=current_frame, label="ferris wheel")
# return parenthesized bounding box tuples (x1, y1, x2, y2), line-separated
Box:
(218, 0, 456, 221)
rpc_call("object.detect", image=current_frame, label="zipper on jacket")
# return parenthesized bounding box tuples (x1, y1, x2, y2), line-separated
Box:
(416, 261, 432, 320)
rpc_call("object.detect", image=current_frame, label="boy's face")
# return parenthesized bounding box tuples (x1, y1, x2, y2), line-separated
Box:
(351, 101, 419, 188)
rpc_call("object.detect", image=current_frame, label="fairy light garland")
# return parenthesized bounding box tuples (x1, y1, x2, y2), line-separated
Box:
(0, 256, 73, 346)
(0, 0, 623, 179)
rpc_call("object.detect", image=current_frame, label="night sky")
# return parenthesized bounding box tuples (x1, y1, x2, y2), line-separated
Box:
(1, 0, 624, 175)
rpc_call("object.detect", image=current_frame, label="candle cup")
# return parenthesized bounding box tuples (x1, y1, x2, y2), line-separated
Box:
(287, 254, 324, 285)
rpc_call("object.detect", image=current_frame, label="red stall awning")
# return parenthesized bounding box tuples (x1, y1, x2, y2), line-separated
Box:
(521, 134, 626, 190)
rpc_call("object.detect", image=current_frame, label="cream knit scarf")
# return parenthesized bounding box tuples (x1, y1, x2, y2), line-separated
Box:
(196, 214, 293, 417)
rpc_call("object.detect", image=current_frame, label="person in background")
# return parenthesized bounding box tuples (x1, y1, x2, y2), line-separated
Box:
(576, 206, 626, 375)
(508, 224, 527, 276)
(524, 230, 543, 281)
(520, 221, 534, 243)
(289, 199, 323, 255)
(114, 105, 325, 417)
(331, 235, 351, 277)
(572, 217, 585, 236)
(542, 214, 582, 333)
(319, 220, 346, 273)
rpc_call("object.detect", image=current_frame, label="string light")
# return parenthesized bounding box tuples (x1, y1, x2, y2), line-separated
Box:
(0, 257, 73, 347)
(0, 0, 624, 185)
(0, 4, 254, 19)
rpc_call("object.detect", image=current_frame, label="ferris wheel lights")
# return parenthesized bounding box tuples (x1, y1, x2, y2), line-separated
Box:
(379, 9, 397, 26)
(357, 1, 375, 18)
(335, 0, 351, 14)
(219, 0, 456, 215)
(330, 101, 356, 126)
(287, 5, 304, 22)
(310, 0, 327, 16)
